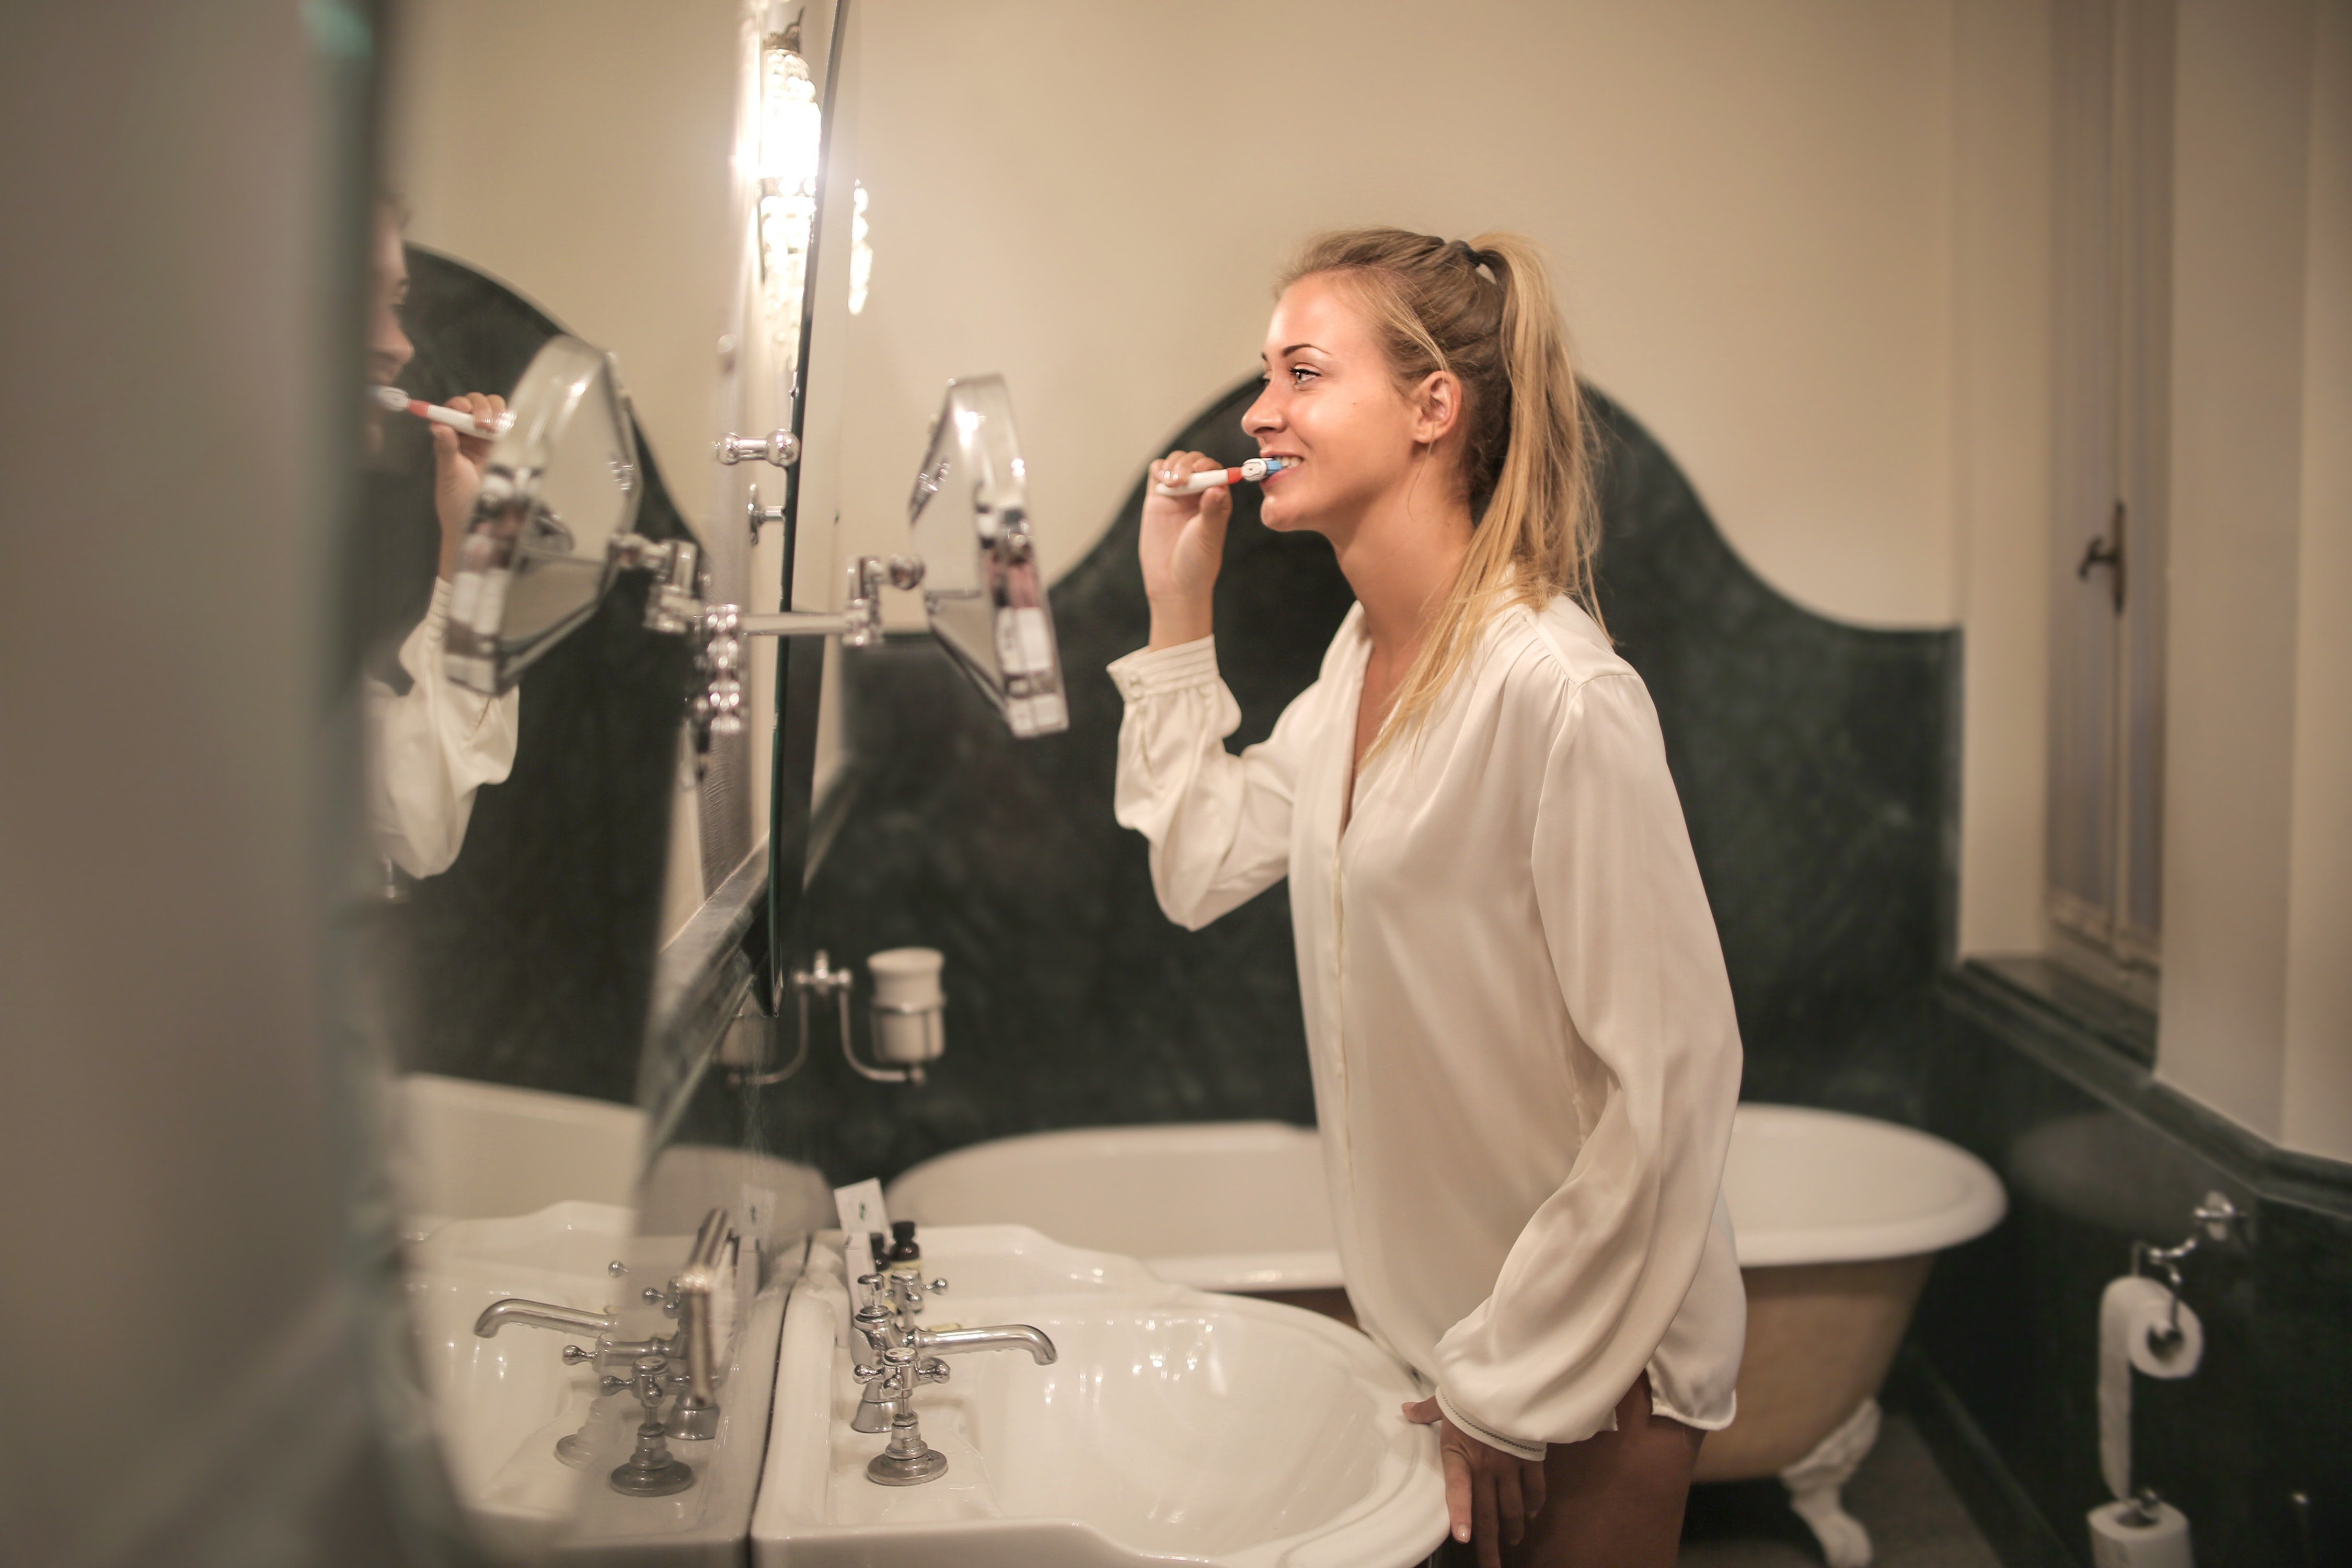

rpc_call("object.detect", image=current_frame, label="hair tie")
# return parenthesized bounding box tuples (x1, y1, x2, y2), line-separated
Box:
(1450, 239, 1503, 277)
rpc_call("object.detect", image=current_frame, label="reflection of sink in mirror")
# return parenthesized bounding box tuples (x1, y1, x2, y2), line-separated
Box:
(393, 1073, 644, 1227)
(751, 1225, 1444, 1567)
(409, 1201, 634, 1558)
(409, 1198, 790, 1565)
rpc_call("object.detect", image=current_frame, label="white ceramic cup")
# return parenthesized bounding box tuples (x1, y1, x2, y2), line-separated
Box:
(868, 948, 944, 1064)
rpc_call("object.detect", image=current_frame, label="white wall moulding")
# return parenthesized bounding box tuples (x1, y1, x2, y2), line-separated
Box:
(2157, 0, 2334, 1150)
(2281, 0, 2352, 1164)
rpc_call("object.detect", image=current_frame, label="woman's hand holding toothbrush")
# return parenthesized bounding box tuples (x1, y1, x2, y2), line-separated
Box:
(432, 391, 507, 581)
(1140, 449, 1227, 650)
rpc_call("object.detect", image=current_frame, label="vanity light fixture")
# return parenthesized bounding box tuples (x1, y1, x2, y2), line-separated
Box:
(754, 8, 822, 349)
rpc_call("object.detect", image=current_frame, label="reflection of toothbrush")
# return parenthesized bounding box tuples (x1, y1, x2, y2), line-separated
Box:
(371, 384, 514, 437)
(1151, 457, 1293, 496)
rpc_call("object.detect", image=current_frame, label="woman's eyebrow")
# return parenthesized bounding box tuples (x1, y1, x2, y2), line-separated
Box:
(1261, 342, 1324, 363)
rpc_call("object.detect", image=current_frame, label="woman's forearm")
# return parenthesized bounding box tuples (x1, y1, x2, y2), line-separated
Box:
(1147, 595, 1215, 650)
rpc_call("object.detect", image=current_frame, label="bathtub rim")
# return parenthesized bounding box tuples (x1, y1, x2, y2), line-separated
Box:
(1727, 1103, 2008, 1267)
(889, 1105, 2010, 1284)
(887, 1121, 1345, 1292)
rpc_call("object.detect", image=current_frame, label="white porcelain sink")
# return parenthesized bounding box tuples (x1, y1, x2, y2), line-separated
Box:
(750, 1225, 1444, 1568)
(407, 1200, 786, 1565)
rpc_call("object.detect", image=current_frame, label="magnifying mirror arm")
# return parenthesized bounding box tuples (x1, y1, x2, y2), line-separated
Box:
(607, 535, 920, 749)
(733, 609, 860, 637)
(734, 555, 921, 646)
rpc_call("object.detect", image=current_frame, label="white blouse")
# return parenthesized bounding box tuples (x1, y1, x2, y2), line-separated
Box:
(1109, 597, 1745, 1456)
(366, 578, 521, 880)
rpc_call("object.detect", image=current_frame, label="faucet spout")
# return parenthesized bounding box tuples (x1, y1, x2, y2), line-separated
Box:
(473, 1298, 621, 1340)
(915, 1323, 1057, 1365)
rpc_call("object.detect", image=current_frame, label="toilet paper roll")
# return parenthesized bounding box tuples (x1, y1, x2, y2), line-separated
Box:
(2099, 1275, 2205, 1501)
(2088, 1498, 2193, 1568)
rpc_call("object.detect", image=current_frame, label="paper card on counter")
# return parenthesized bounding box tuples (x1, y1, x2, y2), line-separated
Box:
(834, 1178, 889, 1279)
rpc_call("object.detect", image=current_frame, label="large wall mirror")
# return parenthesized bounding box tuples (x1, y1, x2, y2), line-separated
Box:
(348, 1, 1074, 1556)
(348, 2, 854, 1557)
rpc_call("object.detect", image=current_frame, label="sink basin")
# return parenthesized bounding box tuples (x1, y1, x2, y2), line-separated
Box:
(407, 1200, 787, 1564)
(750, 1225, 1445, 1567)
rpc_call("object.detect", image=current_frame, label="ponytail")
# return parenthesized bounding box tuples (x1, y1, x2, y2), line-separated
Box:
(1278, 228, 1602, 758)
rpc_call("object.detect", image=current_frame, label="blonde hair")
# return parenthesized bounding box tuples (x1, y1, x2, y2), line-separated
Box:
(1279, 228, 1602, 757)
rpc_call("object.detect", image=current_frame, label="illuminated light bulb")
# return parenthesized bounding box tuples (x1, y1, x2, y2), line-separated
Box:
(754, 31, 822, 342)
(848, 181, 873, 315)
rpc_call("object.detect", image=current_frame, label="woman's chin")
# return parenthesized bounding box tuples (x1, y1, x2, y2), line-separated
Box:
(1259, 497, 1314, 534)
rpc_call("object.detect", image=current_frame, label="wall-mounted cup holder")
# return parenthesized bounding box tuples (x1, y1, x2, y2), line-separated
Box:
(724, 949, 944, 1088)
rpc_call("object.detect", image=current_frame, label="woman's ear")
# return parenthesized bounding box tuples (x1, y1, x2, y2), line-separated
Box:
(1410, 371, 1463, 446)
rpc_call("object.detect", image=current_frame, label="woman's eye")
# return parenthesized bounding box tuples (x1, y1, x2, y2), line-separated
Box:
(1290, 366, 1319, 386)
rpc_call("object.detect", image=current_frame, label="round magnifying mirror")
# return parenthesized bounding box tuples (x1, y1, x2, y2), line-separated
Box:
(904, 374, 1067, 737)
(445, 334, 641, 695)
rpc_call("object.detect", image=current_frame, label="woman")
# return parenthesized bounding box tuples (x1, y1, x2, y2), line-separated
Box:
(362, 195, 517, 880)
(1109, 229, 1745, 1567)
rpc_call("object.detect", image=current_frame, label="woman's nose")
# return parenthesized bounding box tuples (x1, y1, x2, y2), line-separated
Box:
(373, 313, 413, 381)
(1241, 386, 1282, 435)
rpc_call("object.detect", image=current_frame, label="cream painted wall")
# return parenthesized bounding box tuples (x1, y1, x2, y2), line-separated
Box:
(837, 0, 1964, 629)
(385, 0, 753, 940)
(2157, 0, 2352, 1162)
(385, 0, 740, 525)
(835, 0, 2053, 952)
(2282, 0, 2352, 1159)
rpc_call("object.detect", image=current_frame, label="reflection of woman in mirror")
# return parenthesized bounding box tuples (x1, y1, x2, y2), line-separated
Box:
(1111, 231, 1742, 1568)
(361, 198, 520, 879)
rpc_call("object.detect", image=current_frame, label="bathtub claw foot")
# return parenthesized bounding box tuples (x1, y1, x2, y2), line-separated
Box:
(1779, 1396, 1880, 1568)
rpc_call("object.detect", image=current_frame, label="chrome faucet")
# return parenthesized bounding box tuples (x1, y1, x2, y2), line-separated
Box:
(846, 1253, 1056, 1486)
(470, 1208, 737, 1490)
(473, 1298, 618, 1340)
(849, 1263, 950, 1432)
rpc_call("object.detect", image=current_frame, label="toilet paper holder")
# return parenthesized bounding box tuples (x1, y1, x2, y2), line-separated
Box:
(2130, 1190, 2242, 1352)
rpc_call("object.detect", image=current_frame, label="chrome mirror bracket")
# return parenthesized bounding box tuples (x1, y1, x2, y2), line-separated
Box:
(715, 429, 800, 468)
(746, 482, 788, 542)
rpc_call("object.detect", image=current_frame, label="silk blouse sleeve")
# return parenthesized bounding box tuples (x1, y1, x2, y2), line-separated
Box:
(1429, 670, 1743, 1454)
(1107, 636, 1310, 930)
(365, 578, 523, 880)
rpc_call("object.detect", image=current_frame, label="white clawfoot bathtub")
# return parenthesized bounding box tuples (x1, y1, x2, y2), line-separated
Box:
(890, 1104, 2004, 1568)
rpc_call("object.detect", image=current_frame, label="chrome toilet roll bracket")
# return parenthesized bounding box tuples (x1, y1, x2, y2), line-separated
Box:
(2130, 1190, 2242, 1351)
